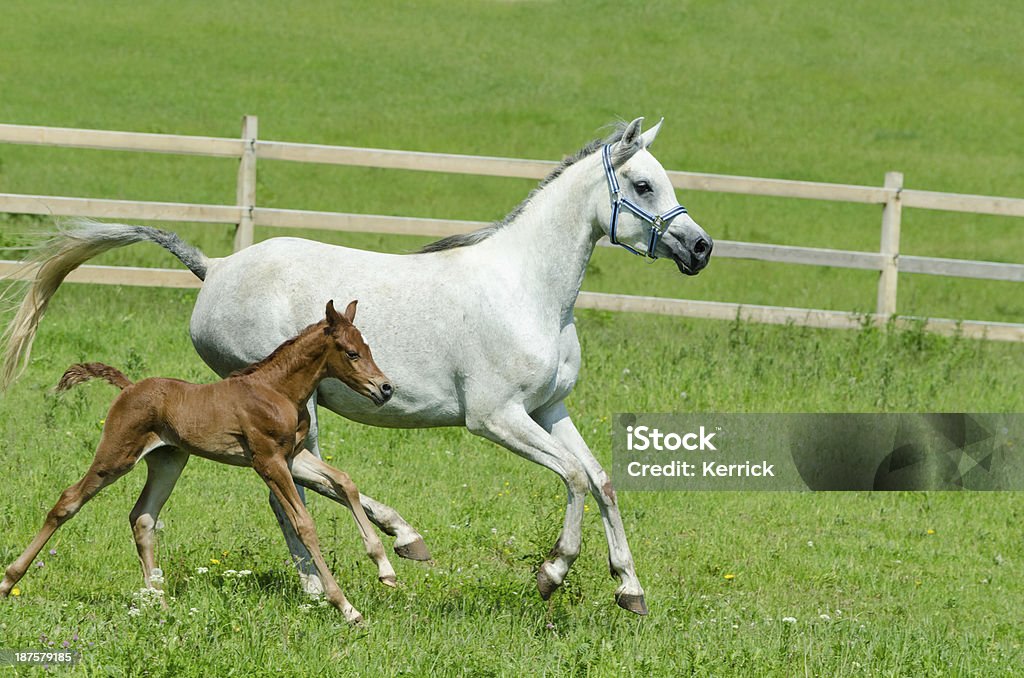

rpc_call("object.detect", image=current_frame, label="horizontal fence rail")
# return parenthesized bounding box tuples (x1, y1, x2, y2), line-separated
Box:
(0, 117, 1022, 341)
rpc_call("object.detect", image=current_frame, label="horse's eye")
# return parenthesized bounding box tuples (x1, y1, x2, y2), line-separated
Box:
(633, 180, 653, 195)
(346, 350, 360, 360)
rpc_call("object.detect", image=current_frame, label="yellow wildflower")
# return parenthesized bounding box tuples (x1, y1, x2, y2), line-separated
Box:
(11, 587, 20, 596)
(724, 573, 735, 581)
(210, 558, 220, 565)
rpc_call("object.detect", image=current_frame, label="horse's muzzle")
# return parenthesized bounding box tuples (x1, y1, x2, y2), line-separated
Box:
(665, 230, 713, 276)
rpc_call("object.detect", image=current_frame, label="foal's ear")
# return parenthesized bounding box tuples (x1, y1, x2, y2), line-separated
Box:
(612, 117, 645, 166)
(326, 299, 342, 326)
(343, 299, 358, 322)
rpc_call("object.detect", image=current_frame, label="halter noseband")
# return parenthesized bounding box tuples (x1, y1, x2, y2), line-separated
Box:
(602, 144, 688, 259)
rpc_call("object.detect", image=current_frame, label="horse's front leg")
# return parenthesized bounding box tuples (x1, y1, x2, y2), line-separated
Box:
(467, 404, 589, 601)
(533, 401, 647, 615)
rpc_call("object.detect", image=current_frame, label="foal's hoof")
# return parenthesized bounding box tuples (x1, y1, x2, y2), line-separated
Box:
(615, 592, 649, 616)
(379, 574, 398, 588)
(394, 537, 431, 562)
(342, 606, 364, 626)
(536, 562, 560, 601)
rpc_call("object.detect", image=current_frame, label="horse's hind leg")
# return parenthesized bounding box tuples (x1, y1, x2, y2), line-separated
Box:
(1, 455, 133, 596)
(252, 448, 362, 623)
(129, 446, 189, 592)
(291, 449, 397, 586)
(361, 495, 431, 562)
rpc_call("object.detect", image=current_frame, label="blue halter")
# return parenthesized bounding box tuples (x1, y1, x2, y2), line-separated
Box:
(602, 143, 688, 259)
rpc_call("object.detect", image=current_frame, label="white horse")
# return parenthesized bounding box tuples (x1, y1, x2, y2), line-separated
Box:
(2, 117, 712, 614)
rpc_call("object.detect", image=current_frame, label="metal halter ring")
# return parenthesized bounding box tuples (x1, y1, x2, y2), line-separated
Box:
(602, 144, 688, 259)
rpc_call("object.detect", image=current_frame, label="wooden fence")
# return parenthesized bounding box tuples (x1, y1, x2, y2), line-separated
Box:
(1, 116, 1023, 341)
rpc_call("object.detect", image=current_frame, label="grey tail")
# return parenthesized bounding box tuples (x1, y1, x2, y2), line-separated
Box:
(1, 219, 211, 390)
(130, 225, 209, 280)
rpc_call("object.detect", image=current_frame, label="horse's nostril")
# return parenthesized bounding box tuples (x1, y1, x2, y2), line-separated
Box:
(381, 383, 393, 397)
(694, 238, 709, 255)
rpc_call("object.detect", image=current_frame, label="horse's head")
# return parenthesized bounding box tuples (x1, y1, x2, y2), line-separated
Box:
(322, 300, 393, 406)
(595, 117, 712, 275)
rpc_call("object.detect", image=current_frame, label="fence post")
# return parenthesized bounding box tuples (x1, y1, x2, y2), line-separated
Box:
(233, 115, 258, 251)
(876, 170, 903, 319)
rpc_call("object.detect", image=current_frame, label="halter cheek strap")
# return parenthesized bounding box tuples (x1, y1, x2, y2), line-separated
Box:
(602, 144, 688, 259)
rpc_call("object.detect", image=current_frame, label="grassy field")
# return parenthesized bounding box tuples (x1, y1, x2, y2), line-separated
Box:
(2, 1, 1024, 676)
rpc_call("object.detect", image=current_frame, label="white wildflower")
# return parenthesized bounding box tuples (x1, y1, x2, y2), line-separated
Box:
(149, 568, 164, 585)
(196, 566, 209, 574)
(782, 616, 797, 623)
(820, 614, 831, 621)
(132, 587, 165, 610)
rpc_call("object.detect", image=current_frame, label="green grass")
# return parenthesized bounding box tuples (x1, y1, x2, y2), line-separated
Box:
(2, 290, 1023, 676)
(1, 1, 1024, 676)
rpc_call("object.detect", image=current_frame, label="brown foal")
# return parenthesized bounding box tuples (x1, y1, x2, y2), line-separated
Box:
(0, 300, 395, 623)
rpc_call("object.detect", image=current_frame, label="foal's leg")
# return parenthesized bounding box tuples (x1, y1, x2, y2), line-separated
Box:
(1, 455, 133, 596)
(467, 404, 589, 602)
(129, 447, 189, 591)
(534, 402, 647, 615)
(252, 446, 362, 623)
(271, 398, 428, 596)
(290, 450, 397, 586)
(308, 394, 429, 560)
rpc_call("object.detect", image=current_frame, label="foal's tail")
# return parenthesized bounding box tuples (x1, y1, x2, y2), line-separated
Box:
(57, 363, 133, 392)
(1, 219, 211, 391)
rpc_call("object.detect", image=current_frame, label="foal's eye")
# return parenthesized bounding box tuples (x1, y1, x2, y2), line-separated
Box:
(346, 350, 360, 360)
(633, 180, 653, 195)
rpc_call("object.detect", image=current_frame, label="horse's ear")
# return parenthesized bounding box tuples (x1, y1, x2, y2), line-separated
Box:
(326, 299, 341, 326)
(343, 299, 358, 323)
(640, 117, 664, 148)
(612, 117, 645, 166)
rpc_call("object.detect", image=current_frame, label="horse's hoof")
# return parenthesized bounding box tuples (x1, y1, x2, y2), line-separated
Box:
(616, 592, 649, 616)
(536, 563, 560, 600)
(394, 537, 431, 562)
(379, 574, 398, 588)
(298, 572, 325, 596)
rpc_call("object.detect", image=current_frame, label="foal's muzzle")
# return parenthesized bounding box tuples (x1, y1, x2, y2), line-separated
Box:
(368, 381, 393, 406)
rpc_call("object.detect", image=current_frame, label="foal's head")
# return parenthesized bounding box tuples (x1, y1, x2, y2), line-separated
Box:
(322, 300, 393, 405)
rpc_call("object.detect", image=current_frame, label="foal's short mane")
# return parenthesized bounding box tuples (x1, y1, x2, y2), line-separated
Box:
(228, 320, 324, 378)
(418, 124, 629, 254)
